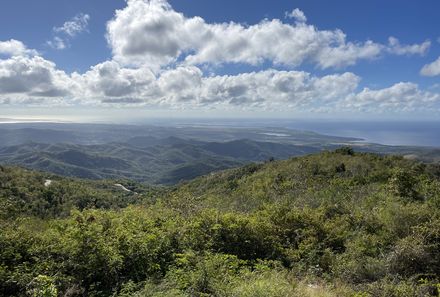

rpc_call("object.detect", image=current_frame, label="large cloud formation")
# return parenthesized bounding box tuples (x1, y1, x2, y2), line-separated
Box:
(343, 83, 440, 113)
(72, 62, 361, 110)
(0, 0, 439, 114)
(0, 55, 75, 105)
(106, 0, 429, 69)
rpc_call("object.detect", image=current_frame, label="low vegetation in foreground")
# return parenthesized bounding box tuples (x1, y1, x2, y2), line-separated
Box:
(1, 148, 440, 296)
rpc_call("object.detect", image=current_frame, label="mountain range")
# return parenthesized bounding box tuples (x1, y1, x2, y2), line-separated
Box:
(0, 137, 321, 184)
(0, 122, 439, 184)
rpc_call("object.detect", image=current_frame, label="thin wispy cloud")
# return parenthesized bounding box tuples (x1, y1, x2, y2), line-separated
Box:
(387, 37, 430, 56)
(285, 8, 307, 23)
(46, 36, 66, 50)
(47, 13, 90, 50)
(54, 13, 90, 37)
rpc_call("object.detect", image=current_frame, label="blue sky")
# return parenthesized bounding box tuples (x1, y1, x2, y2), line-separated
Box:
(0, 0, 440, 120)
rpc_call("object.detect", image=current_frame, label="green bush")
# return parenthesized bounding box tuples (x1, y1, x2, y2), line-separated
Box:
(2, 152, 440, 296)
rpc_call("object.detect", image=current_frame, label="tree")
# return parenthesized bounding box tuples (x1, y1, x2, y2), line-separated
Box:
(388, 168, 419, 200)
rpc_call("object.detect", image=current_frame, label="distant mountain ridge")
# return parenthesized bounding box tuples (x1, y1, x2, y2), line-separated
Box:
(1, 123, 439, 185)
(0, 138, 321, 184)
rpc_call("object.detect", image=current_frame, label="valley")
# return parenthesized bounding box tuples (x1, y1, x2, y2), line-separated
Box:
(0, 122, 439, 185)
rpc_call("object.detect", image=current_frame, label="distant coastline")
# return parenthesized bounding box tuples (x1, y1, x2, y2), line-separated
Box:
(0, 118, 68, 124)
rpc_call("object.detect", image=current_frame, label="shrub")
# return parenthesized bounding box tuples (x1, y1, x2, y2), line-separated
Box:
(387, 168, 419, 200)
(335, 147, 355, 156)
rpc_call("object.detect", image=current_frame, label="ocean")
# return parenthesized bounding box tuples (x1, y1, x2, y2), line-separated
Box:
(281, 120, 440, 147)
(150, 118, 440, 148)
(2, 117, 439, 148)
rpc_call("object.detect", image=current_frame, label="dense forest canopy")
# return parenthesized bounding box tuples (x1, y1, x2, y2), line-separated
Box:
(1, 149, 440, 296)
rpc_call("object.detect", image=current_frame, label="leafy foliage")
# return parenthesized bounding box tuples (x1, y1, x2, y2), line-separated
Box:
(1, 150, 440, 296)
(0, 166, 160, 219)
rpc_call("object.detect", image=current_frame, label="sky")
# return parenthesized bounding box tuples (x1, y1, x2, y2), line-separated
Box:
(0, 0, 440, 121)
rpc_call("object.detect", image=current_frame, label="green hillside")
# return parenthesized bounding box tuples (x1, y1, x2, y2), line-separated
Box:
(0, 139, 321, 184)
(0, 166, 160, 219)
(1, 149, 440, 296)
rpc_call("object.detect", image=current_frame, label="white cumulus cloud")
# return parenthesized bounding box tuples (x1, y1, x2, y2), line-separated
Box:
(66, 62, 361, 110)
(73, 60, 156, 100)
(0, 0, 438, 116)
(420, 56, 440, 77)
(1, 50, 439, 114)
(343, 82, 440, 113)
(387, 37, 430, 56)
(0, 55, 75, 105)
(107, 0, 429, 70)
(0, 39, 38, 57)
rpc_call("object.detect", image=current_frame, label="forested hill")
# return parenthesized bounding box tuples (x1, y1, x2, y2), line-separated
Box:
(0, 166, 160, 219)
(1, 149, 440, 296)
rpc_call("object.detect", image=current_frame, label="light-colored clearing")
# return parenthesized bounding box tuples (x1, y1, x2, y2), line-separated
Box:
(114, 183, 132, 192)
